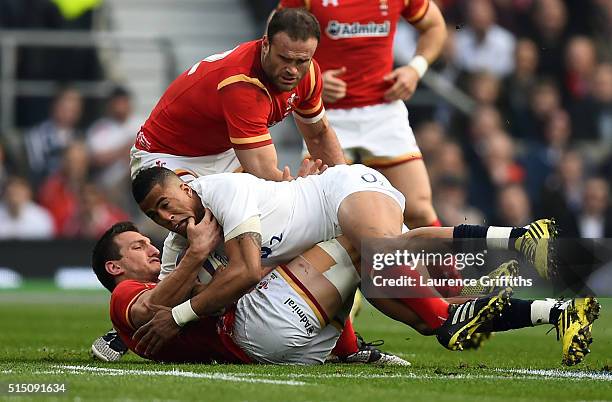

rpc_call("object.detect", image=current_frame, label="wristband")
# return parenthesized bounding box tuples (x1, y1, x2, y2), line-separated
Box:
(408, 55, 429, 79)
(171, 300, 199, 327)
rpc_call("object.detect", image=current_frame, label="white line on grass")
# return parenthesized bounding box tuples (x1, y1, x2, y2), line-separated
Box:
(38, 365, 612, 384)
(235, 371, 612, 382)
(499, 369, 612, 381)
(236, 372, 532, 381)
(46, 367, 527, 382)
(55, 365, 306, 386)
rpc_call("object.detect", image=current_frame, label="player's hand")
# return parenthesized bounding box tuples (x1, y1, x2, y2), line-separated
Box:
(296, 158, 328, 179)
(281, 158, 327, 181)
(383, 65, 420, 102)
(281, 166, 293, 181)
(132, 304, 180, 357)
(297, 158, 327, 178)
(185, 211, 221, 256)
(322, 67, 347, 104)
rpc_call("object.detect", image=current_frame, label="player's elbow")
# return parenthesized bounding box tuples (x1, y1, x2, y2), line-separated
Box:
(235, 262, 264, 289)
(245, 264, 264, 287)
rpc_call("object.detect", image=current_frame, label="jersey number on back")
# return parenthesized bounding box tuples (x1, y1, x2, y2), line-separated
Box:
(187, 45, 239, 76)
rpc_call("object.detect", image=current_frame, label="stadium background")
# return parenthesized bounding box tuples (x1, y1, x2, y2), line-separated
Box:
(0, 1, 611, 400)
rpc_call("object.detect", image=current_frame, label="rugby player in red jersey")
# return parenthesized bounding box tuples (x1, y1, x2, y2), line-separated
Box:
(130, 7, 345, 183)
(93, 220, 252, 363)
(278, 0, 446, 229)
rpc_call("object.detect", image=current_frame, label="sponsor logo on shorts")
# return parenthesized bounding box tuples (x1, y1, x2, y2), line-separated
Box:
(284, 297, 315, 335)
(257, 272, 278, 290)
(326, 20, 390, 39)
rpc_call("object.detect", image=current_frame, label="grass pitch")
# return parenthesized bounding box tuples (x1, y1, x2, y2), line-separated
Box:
(0, 285, 611, 402)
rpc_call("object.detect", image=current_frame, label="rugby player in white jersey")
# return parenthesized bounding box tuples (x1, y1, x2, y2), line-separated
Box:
(97, 221, 598, 366)
(131, 164, 600, 365)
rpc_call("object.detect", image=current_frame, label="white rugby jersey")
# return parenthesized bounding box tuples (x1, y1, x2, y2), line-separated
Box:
(190, 172, 339, 266)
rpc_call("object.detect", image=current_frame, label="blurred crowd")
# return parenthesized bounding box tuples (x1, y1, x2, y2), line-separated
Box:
(406, 0, 612, 239)
(0, 0, 611, 240)
(0, 86, 137, 240)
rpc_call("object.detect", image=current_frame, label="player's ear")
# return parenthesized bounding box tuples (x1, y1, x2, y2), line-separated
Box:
(262, 35, 270, 55)
(105, 261, 124, 277)
(180, 182, 193, 197)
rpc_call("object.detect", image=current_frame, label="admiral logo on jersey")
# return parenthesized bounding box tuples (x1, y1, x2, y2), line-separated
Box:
(326, 20, 391, 39)
(286, 93, 300, 113)
(322, 0, 339, 6)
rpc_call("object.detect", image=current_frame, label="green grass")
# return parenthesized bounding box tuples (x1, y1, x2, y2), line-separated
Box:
(0, 289, 611, 402)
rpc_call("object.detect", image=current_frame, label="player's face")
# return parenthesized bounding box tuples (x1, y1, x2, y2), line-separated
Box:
(139, 181, 204, 237)
(112, 231, 161, 281)
(261, 32, 317, 92)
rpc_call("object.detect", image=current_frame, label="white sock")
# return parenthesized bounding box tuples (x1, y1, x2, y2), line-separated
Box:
(530, 299, 558, 325)
(486, 226, 513, 250)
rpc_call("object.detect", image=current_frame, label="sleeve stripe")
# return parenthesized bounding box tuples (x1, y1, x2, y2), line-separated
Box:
(307, 61, 316, 101)
(293, 108, 325, 124)
(229, 133, 272, 145)
(125, 288, 151, 331)
(406, 0, 430, 23)
(218, 74, 272, 103)
(224, 216, 262, 242)
(295, 98, 322, 115)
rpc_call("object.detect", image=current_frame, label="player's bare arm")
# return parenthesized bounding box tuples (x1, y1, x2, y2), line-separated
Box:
(235, 145, 285, 181)
(130, 213, 221, 328)
(234, 132, 329, 181)
(133, 231, 264, 356)
(384, 2, 447, 101)
(296, 114, 346, 166)
(187, 231, 264, 316)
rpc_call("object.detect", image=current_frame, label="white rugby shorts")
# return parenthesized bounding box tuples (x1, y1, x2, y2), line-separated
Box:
(318, 100, 422, 168)
(320, 164, 406, 226)
(232, 268, 340, 364)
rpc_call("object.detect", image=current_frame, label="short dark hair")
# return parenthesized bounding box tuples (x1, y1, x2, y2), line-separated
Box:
(267, 8, 320, 43)
(132, 166, 176, 204)
(92, 221, 140, 292)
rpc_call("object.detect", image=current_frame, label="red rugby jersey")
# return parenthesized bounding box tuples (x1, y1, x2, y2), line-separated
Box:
(279, 0, 430, 109)
(135, 40, 324, 156)
(109, 280, 250, 363)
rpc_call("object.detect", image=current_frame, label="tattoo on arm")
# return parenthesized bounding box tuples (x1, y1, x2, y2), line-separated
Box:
(235, 232, 262, 249)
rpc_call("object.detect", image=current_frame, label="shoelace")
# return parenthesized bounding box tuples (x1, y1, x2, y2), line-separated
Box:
(355, 333, 384, 350)
(546, 298, 574, 341)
